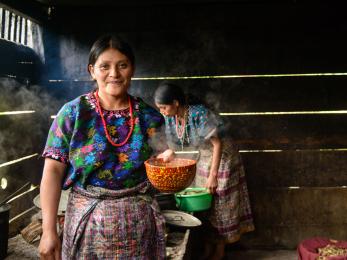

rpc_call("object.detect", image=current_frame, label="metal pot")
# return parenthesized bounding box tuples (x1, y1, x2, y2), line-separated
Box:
(0, 204, 10, 260)
(155, 193, 177, 210)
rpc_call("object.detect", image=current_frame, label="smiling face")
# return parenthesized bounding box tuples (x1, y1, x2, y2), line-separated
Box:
(89, 48, 134, 99)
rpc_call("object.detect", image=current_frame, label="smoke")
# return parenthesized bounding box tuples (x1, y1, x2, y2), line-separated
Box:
(0, 78, 61, 163)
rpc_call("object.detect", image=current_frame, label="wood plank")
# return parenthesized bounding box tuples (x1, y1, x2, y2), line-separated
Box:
(0, 78, 54, 163)
(203, 77, 347, 113)
(0, 113, 47, 163)
(0, 160, 40, 236)
(0, 39, 42, 84)
(44, 28, 347, 81)
(46, 76, 347, 113)
(127, 78, 345, 113)
(240, 187, 347, 248)
(0, 157, 41, 235)
(46, 81, 347, 150)
(0, 156, 42, 201)
(226, 115, 347, 150)
(8, 189, 40, 236)
(41, 4, 347, 80)
(242, 151, 347, 188)
(235, 137, 347, 151)
(131, 77, 347, 113)
(240, 224, 347, 249)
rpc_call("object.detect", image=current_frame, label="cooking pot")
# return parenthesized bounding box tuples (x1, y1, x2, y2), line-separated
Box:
(155, 193, 177, 210)
(0, 204, 10, 260)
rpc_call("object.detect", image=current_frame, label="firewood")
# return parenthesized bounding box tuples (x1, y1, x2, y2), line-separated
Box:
(20, 219, 42, 244)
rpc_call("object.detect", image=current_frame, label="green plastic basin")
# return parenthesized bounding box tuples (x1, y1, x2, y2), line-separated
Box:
(175, 187, 212, 212)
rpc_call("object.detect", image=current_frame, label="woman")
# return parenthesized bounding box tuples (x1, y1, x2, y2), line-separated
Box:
(39, 34, 167, 259)
(154, 82, 255, 260)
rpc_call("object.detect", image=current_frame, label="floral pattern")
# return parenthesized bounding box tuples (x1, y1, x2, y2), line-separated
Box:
(42, 91, 165, 190)
(164, 104, 221, 150)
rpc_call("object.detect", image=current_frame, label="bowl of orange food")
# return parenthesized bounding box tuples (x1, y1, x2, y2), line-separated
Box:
(145, 158, 196, 193)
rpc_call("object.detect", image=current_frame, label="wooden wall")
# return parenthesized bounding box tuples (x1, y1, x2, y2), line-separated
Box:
(2, 2, 347, 247)
(0, 37, 46, 235)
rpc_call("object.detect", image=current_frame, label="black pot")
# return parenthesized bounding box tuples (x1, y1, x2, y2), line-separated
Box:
(0, 204, 10, 260)
(155, 193, 177, 210)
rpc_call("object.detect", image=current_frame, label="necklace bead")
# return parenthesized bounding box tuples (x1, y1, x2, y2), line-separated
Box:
(95, 91, 134, 147)
(175, 107, 188, 149)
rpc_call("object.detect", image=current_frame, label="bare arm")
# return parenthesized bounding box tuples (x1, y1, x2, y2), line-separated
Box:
(39, 158, 66, 260)
(205, 135, 222, 194)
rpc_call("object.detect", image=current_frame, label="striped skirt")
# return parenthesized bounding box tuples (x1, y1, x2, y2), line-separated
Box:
(62, 182, 166, 259)
(193, 141, 255, 243)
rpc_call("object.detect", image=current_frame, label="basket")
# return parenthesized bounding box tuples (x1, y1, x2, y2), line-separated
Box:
(175, 187, 212, 212)
(145, 158, 196, 193)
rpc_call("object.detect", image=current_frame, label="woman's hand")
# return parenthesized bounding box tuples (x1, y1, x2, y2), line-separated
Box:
(206, 135, 222, 194)
(205, 173, 218, 194)
(157, 149, 175, 162)
(39, 231, 62, 260)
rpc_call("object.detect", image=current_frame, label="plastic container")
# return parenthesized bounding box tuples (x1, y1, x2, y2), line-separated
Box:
(175, 187, 212, 212)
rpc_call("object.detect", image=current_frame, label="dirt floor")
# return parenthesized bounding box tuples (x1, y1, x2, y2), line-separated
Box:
(228, 250, 297, 260)
(5, 234, 298, 260)
(5, 232, 190, 260)
(6, 235, 40, 260)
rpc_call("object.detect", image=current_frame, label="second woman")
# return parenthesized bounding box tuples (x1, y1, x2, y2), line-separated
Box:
(154, 82, 255, 260)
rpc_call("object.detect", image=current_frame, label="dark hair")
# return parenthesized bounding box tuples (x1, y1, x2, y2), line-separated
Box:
(88, 34, 135, 69)
(154, 82, 186, 105)
(154, 82, 206, 107)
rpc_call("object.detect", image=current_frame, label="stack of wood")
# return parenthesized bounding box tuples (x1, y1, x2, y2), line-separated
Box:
(20, 219, 42, 244)
(20, 212, 65, 245)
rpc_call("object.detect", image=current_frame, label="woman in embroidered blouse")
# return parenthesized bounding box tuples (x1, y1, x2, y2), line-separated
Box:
(154, 82, 255, 260)
(39, 35, 167, 259)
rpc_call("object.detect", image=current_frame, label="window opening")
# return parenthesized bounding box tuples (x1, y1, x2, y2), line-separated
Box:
(0, 6, 36, 48)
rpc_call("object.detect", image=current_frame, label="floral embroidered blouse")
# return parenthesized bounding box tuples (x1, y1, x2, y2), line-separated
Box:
(164, 104, 222, 151)
(42, 91, 165, 190)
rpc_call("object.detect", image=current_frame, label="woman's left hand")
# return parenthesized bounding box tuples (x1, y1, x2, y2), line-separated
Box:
(205, 174, 218, 194)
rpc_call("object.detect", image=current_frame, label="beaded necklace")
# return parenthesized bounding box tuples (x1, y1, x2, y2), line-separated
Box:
(175, 107, 188, 150)
(95, 91, 134, 147)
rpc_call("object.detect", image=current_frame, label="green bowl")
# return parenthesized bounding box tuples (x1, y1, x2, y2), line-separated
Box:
(174, 187, 212, 212)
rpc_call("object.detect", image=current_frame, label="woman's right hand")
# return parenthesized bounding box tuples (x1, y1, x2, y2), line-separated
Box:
(39, 231, 62, 260)
(157, 149, 175, 162)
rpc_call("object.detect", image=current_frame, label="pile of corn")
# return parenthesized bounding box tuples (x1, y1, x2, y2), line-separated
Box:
(317, 244, 347, 260)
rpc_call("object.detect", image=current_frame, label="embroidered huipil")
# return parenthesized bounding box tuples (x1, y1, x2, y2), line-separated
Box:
(42, 91, 165, 190)
(164, 104, 221, 151)
(164, 104, 255, 243)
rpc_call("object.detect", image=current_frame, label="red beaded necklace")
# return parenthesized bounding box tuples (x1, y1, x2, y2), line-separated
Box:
(95, 91, 134, 147)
